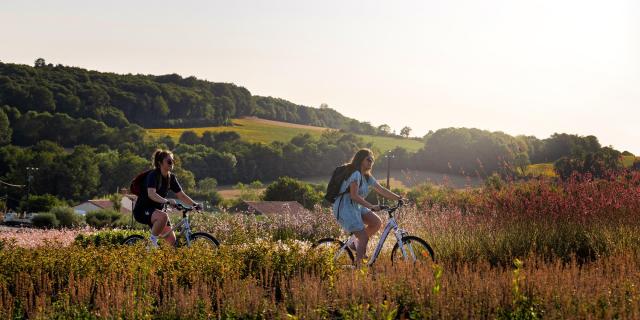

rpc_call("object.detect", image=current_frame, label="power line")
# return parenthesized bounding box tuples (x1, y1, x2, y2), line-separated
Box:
(0, 179, 25, 188)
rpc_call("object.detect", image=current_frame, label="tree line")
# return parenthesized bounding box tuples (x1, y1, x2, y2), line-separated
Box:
(0, 60, 384, 134)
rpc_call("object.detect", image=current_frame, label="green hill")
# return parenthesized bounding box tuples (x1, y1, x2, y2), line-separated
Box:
(147, 117, 424, 153)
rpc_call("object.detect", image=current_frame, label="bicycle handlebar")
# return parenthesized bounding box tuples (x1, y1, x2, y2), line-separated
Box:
(163, 202, 200, 213)
(377, 199, 405, 215)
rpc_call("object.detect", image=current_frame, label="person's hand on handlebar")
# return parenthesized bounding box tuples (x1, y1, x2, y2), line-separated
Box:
(165, 199, 177, 207)
(193, 202, 203, 211)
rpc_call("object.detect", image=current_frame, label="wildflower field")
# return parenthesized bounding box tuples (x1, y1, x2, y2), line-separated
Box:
(2, 173, 640, 319)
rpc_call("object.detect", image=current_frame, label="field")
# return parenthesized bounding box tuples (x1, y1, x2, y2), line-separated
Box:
(217, 168, 485, 199)
(1, 172, 640, 318)
(146, 117, 425, 153)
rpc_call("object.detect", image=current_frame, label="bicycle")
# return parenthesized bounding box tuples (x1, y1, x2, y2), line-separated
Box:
(313, 200, 435, 266)
(122, 203, 220, 249)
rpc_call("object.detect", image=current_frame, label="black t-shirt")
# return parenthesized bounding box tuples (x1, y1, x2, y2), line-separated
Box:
(134, 169, 182, 211)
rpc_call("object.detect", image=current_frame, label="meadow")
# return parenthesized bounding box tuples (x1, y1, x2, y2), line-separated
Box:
(146, 117, 425, 153)
(1, 172, 640, 318)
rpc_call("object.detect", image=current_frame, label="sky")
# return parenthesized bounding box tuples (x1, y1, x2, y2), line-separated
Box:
(2, 0, 639, 153)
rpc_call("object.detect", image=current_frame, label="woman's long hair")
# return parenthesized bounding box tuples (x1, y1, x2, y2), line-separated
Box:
(343, 148, 373, 182)
(152, 149, 173, 170)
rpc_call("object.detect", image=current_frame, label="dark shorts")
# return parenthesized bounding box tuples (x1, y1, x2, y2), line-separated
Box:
(133, 207, 166, 227)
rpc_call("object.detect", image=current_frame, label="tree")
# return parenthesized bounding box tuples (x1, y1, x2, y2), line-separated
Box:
(0, 108, 11, 145)
(378, 124, 391, 135)
(20, 194, 64, 213)
(179, 131, 200, 145)
(400, 126, 412, 138)
(514, 152, 531, 176)
(34, 58, 46, 68)
(197, 177, 218, 191)
(263, 176, 323, 209)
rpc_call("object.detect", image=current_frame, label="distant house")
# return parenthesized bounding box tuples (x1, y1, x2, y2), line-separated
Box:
(228, 201, 310, 215)
(73, 195, 137, 215)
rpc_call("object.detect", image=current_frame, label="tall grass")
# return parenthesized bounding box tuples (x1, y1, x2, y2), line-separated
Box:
(1, 172, 640, 318)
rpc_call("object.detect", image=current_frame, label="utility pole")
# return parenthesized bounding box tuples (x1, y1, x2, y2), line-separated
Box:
(383, 151, 394, 205)
(25, 167, 39, 215)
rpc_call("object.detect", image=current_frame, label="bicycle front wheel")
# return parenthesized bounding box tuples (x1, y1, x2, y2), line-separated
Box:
(188, 232, 220, 249)
(391, 236, 435, 265)
(313, 238, 354, 267)
(122, 235, 145, 246)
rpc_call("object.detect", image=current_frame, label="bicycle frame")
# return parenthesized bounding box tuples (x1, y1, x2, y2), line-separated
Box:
(158, 205, 194, 245)
(336, 202, 418, 265)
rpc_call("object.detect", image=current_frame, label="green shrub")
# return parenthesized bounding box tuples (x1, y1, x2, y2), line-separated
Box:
(20, 194, 64, 213)
(31, 212, 59, 228)
(74, 229, 146, 247)
(85, 209, 122, 228)
(49, 207, 83, 228)
(263, 177, 323, 209)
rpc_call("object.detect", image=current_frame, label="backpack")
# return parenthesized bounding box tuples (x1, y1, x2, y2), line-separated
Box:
(129, 169, 163, 197)
(324, 165, 362, 203)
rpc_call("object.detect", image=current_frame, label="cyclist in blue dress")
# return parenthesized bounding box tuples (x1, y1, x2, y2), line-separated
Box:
(333, 148, 404, 265)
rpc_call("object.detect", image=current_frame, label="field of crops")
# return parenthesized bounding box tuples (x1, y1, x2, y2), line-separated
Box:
(2, 172, 640, 318)
(146, 117, 425, 153)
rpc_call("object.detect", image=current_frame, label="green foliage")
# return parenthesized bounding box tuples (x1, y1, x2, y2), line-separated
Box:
(20, 194, 64, 213)
(31, 212, 59, 228)
(49, 207, 83, 228)
(74, 229, 146, 247)
(554, 146, 623, 179)
(0, 61, 381, 133)
(497, 259, 542, 320)
(414, 127, 524, 177)
(263, 177, 324, 210)
(85, 209, 122, 228)
(0, 108, 11, 145)
(233, 181, 263, 201)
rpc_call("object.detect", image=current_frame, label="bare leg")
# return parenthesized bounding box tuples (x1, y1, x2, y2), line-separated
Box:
(150, 210, 167, 235)
(361, 211, 382, 238)
(159, 225, 176, 246)
(354, 229, 369, 267)
(150, 211, 176, 246)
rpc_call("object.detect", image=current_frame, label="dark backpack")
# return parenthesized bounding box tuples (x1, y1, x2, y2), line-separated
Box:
(324, 165, 362, 203)
(129, 169, 162, 197)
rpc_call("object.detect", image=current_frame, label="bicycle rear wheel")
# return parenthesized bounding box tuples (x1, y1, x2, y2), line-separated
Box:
(188, 232, 220, 249)
(391, 236, 435, 265)
(122, 235, 145, 246)
(313, 238, 354, 267)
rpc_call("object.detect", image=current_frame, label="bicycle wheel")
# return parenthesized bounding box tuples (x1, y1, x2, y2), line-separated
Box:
(391, 236, 435, 265)
(313, 238, 354, 267)
(188, 232, 220, 249)
(122, 234, 145, 246)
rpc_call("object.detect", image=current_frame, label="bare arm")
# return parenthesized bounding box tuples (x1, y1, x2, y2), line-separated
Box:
(147, 188, 170, 205)
(175, 191, 197, 207)
(349, 181, 377, 210)
(373, 181, 402, 201)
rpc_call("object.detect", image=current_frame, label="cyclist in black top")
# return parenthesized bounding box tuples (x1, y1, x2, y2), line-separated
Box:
(133, 149, 201, 247)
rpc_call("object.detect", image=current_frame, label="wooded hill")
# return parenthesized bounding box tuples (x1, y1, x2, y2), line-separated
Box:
(0, 59, 386, 135)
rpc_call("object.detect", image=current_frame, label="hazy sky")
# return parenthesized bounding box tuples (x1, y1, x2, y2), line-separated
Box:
(2, 1, 639, 153)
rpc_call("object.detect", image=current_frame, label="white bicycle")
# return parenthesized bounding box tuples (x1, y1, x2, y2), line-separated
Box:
(313, 200, 435, 266)
(122, 203, 219, 249)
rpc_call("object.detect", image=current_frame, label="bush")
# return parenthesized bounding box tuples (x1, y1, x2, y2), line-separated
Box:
(263, 177, 323, 209)
(74, 229, 146, 247)
(85, 209, 122, 228)
(49, 207, 83, 228)
(20, 194, 64, 213)
(31, 212, 59, 228)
